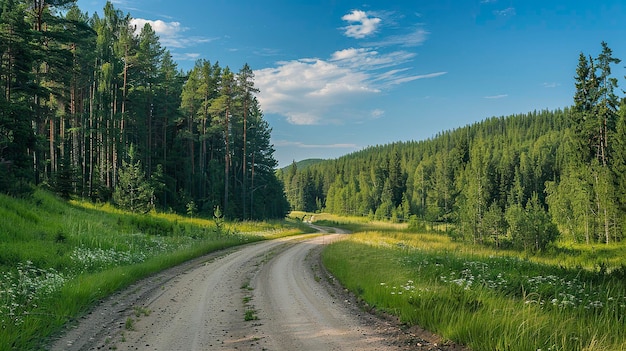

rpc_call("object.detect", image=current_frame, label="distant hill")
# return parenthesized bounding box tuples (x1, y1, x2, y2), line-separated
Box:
(280, 159, 326, 171)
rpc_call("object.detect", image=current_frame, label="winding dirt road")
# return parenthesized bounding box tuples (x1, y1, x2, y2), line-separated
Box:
(50, 226, 464, 351)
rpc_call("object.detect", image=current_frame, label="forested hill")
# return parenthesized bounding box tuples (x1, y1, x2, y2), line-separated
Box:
(278, 108, 570, 229)
(279, 42, 626, 251)
(0, 1, 289, 219)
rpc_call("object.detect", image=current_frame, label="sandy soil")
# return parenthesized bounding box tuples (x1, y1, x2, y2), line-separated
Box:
(48, 226, 468, 351)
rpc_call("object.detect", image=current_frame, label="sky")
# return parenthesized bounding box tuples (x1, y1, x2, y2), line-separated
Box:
(75, 0, 626, 168)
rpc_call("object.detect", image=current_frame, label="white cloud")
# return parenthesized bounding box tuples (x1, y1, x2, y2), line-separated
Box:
(255, 49, 445, 125)
(484, 94, 508, 99)
(130, 18, 217, 49)
(341, 10, 382, 39)
(131, 18, 183, 37)
(255, 58, 380, 125)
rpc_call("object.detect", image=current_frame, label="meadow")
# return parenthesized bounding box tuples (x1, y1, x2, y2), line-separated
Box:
(0, 190, 310, 351)
(318, 214, 626, 351)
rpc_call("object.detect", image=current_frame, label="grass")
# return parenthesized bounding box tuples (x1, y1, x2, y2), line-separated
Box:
(0, 189, 306, 351)
(133, 306, 151, 317)
(124, 318, 135, 331)
(241, 279, 258, 321)
(244, 309, 259, 321)
(322, 228, 626, 351)
(290, 211, 408, 233)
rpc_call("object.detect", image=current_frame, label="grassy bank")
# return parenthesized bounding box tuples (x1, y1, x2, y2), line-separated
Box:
(322, 227, 626, 351)
(0, 190, 304, 351)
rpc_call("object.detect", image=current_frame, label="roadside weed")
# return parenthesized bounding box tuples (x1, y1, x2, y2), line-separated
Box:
(133, 306, 151, 317)
(125, 318, 135, 331)
(244, 309, 259, 321)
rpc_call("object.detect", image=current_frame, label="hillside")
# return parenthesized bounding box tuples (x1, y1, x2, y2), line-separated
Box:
(281, 159, 327, 171)
(279, 101, 626, 250)
(278, 43, 626, 252)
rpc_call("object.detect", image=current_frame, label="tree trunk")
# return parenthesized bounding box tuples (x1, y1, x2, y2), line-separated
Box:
(224, 109, 230, 214)
(88, 74, 95, 197)
(242, 99, 248, 219)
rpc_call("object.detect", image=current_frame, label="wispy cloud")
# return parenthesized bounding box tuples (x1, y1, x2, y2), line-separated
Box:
(171, 52, 201, 62)
(371, 109, 385, 119)
(484, 94, 508, 99)
(158, 36, 216, 49)
(542, 82, 560, 88)
(341, 10, 382, 39)
(254, 48, 283, 57)
(387, 72, 447, 85)
(367, 27, 429, 47)
(330, 48, 417, 70)
(494, 7, 516, 16)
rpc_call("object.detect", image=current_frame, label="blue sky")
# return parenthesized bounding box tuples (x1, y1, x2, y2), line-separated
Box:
(75, 0, 626, 167)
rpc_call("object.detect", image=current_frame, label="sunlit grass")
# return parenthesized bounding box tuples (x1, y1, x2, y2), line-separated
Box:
(290, 211, 408, 232)
(323, 230, 626, 351)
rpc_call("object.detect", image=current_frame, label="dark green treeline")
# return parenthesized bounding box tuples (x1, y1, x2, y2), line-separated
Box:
(0, 0, 289, 219)
(279, 42, 626, 251)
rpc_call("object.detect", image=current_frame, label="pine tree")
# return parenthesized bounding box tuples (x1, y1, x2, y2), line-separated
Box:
(113, 145, 154, 213)
(569, 43, 621, 243)
(524, 193, 559, 252)
(209, 67, 235, 216)
(236, 63, 259, 219)
(55, 154, 75, 199)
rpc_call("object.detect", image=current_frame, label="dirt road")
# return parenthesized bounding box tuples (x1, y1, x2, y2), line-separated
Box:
(50, 227, 464, 351)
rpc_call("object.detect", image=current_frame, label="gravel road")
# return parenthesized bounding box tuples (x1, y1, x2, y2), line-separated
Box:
(49, 226, 467, 351)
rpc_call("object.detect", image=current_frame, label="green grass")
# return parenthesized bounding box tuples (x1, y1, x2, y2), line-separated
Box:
(322, 230, 626, 351)
(125, 317, 135, 331)
(290, 211, 409, 233)
(0, 189, 305, 351)
(244, 309, 259, 321)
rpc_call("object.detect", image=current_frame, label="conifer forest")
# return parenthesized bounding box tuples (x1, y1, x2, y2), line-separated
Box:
(279, 42, 626, 251)
(0, 0, 289, 219)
